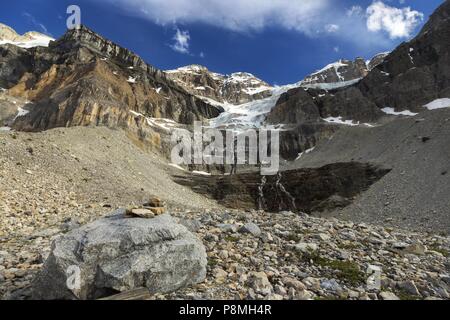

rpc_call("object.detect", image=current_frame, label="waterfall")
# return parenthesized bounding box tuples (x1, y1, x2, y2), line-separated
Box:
(257, 175, 267, 210)
(275, 172, 297, 211)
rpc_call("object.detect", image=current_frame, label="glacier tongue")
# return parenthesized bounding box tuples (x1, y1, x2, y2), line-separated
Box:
(208, 84, 299, 130)
(207, 78, 363, 131)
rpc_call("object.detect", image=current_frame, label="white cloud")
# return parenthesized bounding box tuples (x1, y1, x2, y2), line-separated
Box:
(346, 5, 363, 17)
(366, 1, 423, 39)
(100, 0, 425, 50)
(170, 28, 190, 54)
(325, 24, 340, 33)
(101, 0, 330, 34)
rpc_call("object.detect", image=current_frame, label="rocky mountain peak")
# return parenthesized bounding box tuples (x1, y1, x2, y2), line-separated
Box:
(418, 0, 450, 37)
(300, 54, 388, 87)
(367, 52, 390, 71)
(0, 23, 20, 41)
(166, 65, 272, 105)
(0, 22, 53, 48)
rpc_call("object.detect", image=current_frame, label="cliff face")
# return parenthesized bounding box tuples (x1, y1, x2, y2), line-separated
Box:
(301, 58, 369, 86)
(357, 0, 450, 112)
(0, 26, 222, 139)
(166, 65, 272, 105)
(300, 54, 388, 87)
(265, 1, 450, 159)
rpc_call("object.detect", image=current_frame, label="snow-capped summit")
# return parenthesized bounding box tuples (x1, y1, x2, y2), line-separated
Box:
(166, 65, 273, 105)
(300, 54, 389, 88)
(301, 58, 368, 87)
(0, 22, 54, 48)
(366, 52, 390, 71)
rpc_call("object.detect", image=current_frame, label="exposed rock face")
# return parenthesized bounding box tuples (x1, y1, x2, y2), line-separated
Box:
(357, 0, 450, 113)
(174, 162, 390, 213)
(301, 58, 369, 86)
(367, 52, 389, 71)
(265, 85, 382, 159)
(0, 25, 222, 147)
(301, 54, 388, 87)
(264, 1, 450, 159)
(166, 65, 272, 105)
(32, 210, 207, 300)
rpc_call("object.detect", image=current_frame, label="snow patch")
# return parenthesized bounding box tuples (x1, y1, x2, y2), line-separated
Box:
(296, 147, 315, 160)
(381, 107, 418, 116)
(301, 78, 362, 90)
(0, 34, 54, 48)
(423, 98, 450, 110)
(127, 76, 136, 83)
(14, 107, 30, 120)
(129, 110, 177, 132)
(192, 170, 212, 176)
(323, 116, 360, 126)
(310, 60, 348, 77)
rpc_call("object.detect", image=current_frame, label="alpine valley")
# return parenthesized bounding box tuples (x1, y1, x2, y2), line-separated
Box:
(0, 1, 450, 301)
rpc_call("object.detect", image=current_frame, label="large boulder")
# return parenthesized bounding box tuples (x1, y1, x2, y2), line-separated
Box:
(31, 210, 207, 300)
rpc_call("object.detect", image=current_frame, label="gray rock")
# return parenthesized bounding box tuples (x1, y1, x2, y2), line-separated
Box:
(32, 210, 207, 300)
(217, 223, 239, 233)
(320, 279, 342, 292)
(403, 243, 426, 256)
(397, 280, 421, 297)
(294, 242, 318, 253)
(179, 219, 203, 232)
(60, 218, 81, 233)
(380, 291, 400, 300)
(239, 223, 262, 237)
(248, 272, 273, 296)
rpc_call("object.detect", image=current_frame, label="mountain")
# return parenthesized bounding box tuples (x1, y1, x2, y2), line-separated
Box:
(300, 54, 388, 88)
(266, 0, 450, 159)
(2, 3, 450, 301)
(165, 65, 272, 105)
(0, 25, 222, 152)
(0, 23, 54, 48)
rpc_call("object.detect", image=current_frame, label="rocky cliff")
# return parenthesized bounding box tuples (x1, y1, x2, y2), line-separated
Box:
(166, 65, 272, 105)
(265, 0, 450, 159)
(0, 25, 222, 152)
(301, 54, 388, 87)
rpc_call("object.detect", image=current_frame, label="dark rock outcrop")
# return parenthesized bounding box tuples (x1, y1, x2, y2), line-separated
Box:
(173, 162, 390, 213)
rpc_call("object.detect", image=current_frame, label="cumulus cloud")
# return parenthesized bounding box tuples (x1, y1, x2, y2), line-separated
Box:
(366, 1, 424, 39)
(100, 0, 330, 34)
(170, 28, 190, 54)
(99, 0, 425, 50)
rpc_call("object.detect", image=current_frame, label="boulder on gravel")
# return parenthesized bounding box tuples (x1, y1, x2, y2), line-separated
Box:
(31, 209, 207, 300)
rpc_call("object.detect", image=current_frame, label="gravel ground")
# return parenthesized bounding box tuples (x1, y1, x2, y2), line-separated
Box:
(1, 124, 449, 300)
(0, 126, 221, 298)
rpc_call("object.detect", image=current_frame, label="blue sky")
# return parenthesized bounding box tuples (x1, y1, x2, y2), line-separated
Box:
(0, 0, 444, 85)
